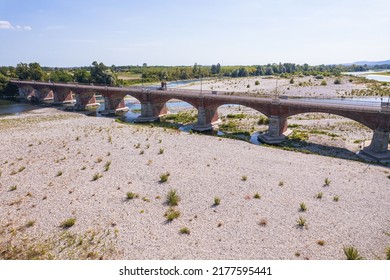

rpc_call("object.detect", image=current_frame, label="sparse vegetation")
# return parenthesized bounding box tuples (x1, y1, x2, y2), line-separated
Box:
(213, 197, 221, 206)
(316, 192, 323, 199)
(9, 185, 17, 191)
(104, 161, 111, 171)
(278, 180, 284, 187)
(159, 172, 170, 183)
(96, 157, 103, 163)
(241, 175, 247, 181)
(296, 216, 307, 227)
(18, 166, 26, 173)
(165, 208, 181, 221)
(179, 227, 190, 235)
(386, 247, 390, 260)
(333, 195, 339, 202)
(158, 148, 164, 154)
(299, 202, 307, 212)
(56, 171, 63, 177)
(317, 240, 325, 246)
(253, 193, 261, 199)
(92, 173, 103, 181)
(166, 189, 181, 206)
(343, 246, 363, 260)
(324, 178, 331, 186)
(25, 220, 36, 228)
(60, 218, 76, 229)
(126, 192, 138, 200)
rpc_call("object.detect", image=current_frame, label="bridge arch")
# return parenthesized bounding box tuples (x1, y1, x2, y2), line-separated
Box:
(280, 108, 380, 131)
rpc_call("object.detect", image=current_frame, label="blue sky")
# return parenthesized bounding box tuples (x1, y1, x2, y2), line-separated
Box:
(0, 0, 389, 67)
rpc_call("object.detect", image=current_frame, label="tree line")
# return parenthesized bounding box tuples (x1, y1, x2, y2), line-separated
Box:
(1, 61, 390, 97)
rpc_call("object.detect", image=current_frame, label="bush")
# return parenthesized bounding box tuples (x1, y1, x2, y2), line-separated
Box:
(343, 246, 363, 260)
(334, 78, 342, 84)
(321, 80, 327, 86)
(159, 172, 170, 183)
(214, 197, 221, 206)
(166, 189, 180, 206)
(257, 116, 269, 125)
(60, 218, 76, 229)
(255, 80, 260, 85)
(289, 78, 294, 84)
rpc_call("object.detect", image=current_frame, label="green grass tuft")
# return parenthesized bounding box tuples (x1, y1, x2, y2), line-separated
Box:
(343, 246, 363, 260)
(60, 218, 76, 229)
(166, 189, 181, 206)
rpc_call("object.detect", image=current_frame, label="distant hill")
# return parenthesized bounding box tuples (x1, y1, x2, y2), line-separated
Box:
(345, 60, 390, 66)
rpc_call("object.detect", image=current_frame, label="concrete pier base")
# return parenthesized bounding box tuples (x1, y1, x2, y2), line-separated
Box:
(192, 123, 213, 131)
(258, 129, 292, 144)
(357, 129, 390, 162)
(357, 148, 390, 163)
(134, 116, 160, 123)
(99, 107, 129, 116)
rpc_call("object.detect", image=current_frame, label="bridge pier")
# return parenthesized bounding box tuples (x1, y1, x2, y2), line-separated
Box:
(100, 92, 129, 115)
(74, 92, 100, 111)
(134, 102, 168, 122)
(193, 107, 218, 131)
(358, 129, 390, 162)
(258, 116, 289, 144)
(36, 89, 54, 102)
(53, 89, 74, 105)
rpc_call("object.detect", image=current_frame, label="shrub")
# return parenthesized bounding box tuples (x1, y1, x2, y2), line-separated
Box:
(92, 173, 102, 181)
(9, 185, 17, 191)
(214, 197, 221, 206)
(104, 161, 111, 171)
(253, 193, 261, 199)
(289, 78, 294, 84)
(316, 192, 323, 199)
(324, 178, 331, 186)
(165, 208, 180, 221)
(278, 180, 284, 187)
(299, 202, 307, 212)
(18, 166, 26, 172)
(257, 116, 269, 125)
(179, 227, 190, 235)
(386, 247, 390, 260)
(158, 148, 164, 154)
(126, 192, 138, 200)
(241, 175, 247, 181)
(296, 216, 307, 227)
(166, 189, 180, 206)
(56, 171, 63, 177)
(333, 196, 339, 202)
(334, 78, 342, 84)
(25, 220, 36, 228)
(321, 80, 327, 86)
(60, 218, 76, 229)
(317, 240, 325, 246)
(343, 246, 363, 260)
(255, 80, 260, 85)
(159, 172, 170, 183)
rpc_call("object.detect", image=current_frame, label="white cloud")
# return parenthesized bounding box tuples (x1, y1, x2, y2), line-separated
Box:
(0, 20, 13, 29)
(0, 20, 32, 31)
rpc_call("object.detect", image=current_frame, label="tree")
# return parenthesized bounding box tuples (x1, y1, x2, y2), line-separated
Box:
(28, 62, 44, 81)
(73, 69, 91, 83)
(90, 61, 117, 85)
(265, 67, 274, 75)
(16, 63, 30, 80)
(50, 70, 73, 82)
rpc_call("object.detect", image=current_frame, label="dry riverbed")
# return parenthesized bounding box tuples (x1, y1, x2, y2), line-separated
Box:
(0, 108, 389, 260)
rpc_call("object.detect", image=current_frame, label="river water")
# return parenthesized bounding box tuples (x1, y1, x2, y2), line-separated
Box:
(343, 70, 390, 82)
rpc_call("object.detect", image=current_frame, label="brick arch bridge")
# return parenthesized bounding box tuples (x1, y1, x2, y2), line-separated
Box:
(10, 80, 390, 162)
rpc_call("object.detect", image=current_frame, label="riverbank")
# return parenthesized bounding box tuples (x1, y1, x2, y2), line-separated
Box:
(0, 108, 389, 259)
